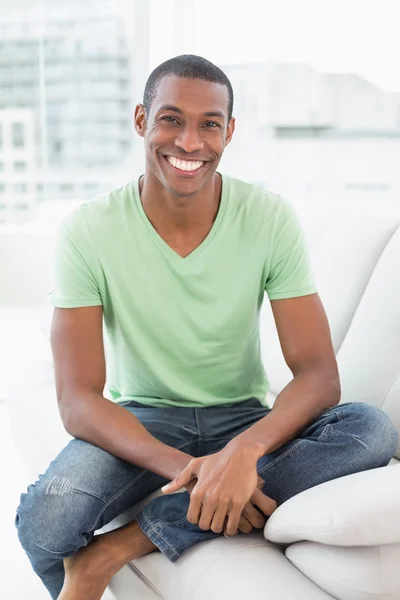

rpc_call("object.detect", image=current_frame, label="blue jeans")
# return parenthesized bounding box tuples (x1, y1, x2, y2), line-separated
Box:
(15, 399, 398, 599)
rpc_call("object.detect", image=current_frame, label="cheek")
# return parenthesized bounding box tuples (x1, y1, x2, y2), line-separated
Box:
(147, 128, 170, 152)
(212, 137, 226, 155)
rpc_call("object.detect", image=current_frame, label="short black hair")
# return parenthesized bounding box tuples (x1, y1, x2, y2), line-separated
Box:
(143, 54, 234, 121)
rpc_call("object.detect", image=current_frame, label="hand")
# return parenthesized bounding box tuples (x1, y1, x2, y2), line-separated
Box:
(183, 475, 273, 535)
(239, 477, 277, 535)
(162, 445, 277, 536)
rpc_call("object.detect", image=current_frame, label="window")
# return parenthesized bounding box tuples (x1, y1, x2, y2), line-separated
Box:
(0, 162, 4, 172)
(53, 140, 63, 155)
(12, 122, 25, 148)
(14, 161, 26, 172)
(0, 183, 5, 194)
(83, 183, 97, 193)
(345, 183, 390, 191)
(59, 183, 74, 194)
(274, 126, 332, 138)
(14, 183, 27, 193)
(0, 125, 3, 149)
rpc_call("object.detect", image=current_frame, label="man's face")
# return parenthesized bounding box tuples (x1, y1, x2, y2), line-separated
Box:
(135, 76, 235, 198)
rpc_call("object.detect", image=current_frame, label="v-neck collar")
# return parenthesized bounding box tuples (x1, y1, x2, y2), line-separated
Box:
(132, 173, 229, 264)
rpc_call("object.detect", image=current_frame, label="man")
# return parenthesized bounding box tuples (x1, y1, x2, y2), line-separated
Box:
(16, 55, 398, 600)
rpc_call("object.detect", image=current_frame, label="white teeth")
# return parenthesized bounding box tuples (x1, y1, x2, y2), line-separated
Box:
(167, 156, 204, 171)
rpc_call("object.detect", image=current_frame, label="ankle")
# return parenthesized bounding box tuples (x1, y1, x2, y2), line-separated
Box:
(100, 520, 158, 564)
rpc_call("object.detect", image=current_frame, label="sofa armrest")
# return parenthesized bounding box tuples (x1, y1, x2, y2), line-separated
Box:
(7, 359, 72, 480)
(264, 464, 400, 547)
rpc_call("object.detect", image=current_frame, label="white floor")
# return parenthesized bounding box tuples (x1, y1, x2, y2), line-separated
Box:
(0, 307, 114, 599)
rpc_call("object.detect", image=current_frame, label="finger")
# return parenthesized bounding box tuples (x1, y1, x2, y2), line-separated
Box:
(257, 475, 265, 490)
(198, 504, 216, 531)
(251, 488, 277, 516)
(210, 502, 230, 534)
(241, 502, 266, 529)
(186, 491, 203, 525)
(238, 515, 253, 534)
(162, 466, 192, 494)
(225, 506, 242, 537)
(185, 480, 197, 494)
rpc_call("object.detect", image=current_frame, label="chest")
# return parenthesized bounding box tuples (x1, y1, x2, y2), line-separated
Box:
(155, 227, 213, 259)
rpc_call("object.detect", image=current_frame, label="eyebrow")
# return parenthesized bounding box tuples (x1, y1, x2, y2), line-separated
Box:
(157, 105, 225, 119)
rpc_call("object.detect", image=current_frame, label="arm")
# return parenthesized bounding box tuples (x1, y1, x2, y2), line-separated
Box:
(164, 293, 338, 535)
(230, 293, 341, 457)
(51, 306, 191, 481)
(52, 306, 272, 533)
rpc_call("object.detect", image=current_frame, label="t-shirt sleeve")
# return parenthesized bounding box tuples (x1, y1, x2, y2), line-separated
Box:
(50, 215, 103, 308)
(265, 197, 317, 300)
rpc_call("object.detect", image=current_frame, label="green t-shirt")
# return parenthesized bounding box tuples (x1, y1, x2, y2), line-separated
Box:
(51, 174, 317, 408)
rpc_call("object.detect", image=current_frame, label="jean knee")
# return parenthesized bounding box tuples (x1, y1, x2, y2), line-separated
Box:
(16, 474, 104, 556)
(374, 408, 399, 461)
(340, 402, 399, 466)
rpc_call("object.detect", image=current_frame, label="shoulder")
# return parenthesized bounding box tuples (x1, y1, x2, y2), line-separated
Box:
(58, 180, 134, 239)
(223, 173, 296, 224)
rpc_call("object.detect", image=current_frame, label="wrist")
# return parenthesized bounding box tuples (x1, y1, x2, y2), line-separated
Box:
(225, 436, 266, 462)
(156, 445, 193, 480)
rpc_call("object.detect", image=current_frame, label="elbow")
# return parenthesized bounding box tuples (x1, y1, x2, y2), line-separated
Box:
(294, 362, 341, 409)
(319, 366, 341, 408)
(327, 373, 341, 407)
(324, 357, 341, 406)
(57, 388, 101, 437)
(57, 394, 78, 436)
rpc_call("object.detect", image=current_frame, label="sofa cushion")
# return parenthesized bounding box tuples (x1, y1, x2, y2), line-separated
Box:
(286, 541, 400, 600)
(264, 464, 400, 546)
(108, 534, 333, 600)
(336, 226, 400, 460)
(260, 202, 400, 401)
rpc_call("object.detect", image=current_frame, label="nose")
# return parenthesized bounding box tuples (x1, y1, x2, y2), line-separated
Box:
(175, 126, 204, 153)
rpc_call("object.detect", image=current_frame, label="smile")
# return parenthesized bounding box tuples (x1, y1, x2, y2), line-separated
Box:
(165, 155, 205, 173)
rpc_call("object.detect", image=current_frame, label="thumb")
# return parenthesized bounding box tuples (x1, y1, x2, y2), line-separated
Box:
(161, 465, 194, 494)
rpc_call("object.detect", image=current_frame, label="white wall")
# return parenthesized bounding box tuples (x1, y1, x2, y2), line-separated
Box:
(0, 230, 55, 305)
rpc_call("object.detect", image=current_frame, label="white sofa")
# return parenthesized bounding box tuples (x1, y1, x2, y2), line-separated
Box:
(7, 199, 400, 599)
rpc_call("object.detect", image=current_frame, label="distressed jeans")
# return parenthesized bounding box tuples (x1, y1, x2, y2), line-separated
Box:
(15, 399, 398, 599)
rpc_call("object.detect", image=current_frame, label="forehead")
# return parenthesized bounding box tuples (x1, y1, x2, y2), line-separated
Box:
(151, 76, 229, 118)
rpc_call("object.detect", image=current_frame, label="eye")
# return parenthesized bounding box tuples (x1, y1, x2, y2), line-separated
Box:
(161, 115, 180, 124)
(203, 121, 220, 128)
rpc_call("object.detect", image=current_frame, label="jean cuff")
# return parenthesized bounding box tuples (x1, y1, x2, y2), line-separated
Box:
(136, 512, 181, 563)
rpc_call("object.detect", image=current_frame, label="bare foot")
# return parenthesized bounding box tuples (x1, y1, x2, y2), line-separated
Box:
(57, 520, 157, 600)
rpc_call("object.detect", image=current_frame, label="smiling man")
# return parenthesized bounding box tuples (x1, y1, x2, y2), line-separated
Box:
(15, 55, 398, 600)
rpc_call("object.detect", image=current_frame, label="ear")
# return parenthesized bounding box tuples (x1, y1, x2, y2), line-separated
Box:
(134, 104, 146, 138)
(225, 117, 235, 147)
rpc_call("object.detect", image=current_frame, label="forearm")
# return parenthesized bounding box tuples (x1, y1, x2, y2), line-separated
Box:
(230, 369, 341, 458)
(60, 392, 192, 480)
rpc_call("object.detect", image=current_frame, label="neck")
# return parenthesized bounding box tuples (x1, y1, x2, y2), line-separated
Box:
(138, 171, 222, 234)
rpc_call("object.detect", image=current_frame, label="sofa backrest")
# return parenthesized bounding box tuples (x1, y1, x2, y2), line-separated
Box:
(260, 201, 400, 459)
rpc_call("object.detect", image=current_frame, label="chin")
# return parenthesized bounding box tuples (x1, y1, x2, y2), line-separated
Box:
(165, 171, 215, 199)
(167, 182, 201, 198)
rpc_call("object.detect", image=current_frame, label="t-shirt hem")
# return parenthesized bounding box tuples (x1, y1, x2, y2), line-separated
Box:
(112, 393, 270, 409)
(51, 298, 103, 308)
(267, 287, 317, 300)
